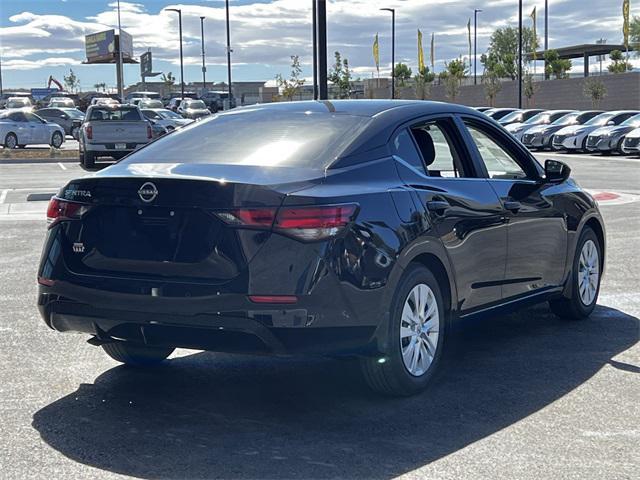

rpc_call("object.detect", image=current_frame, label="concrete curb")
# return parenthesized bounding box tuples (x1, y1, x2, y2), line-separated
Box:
(0, 157, 77, 165)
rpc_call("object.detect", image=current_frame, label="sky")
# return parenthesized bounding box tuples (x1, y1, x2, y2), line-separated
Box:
(0, 0, 637, 90)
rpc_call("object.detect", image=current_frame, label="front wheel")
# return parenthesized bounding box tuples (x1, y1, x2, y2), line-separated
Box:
(51, 131, 63, 148)
(4, 133, 17, 149)
(549, 226, 601, 320)
(360, 265, 446, 396)
(102, 341, 174, 366)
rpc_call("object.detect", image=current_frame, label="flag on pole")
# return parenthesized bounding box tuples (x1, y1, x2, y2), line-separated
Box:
(418, 29, 425, 73)
(530, 6, 538, 60)
(467, 19, 472, 64)
(373, 33, 380, 74)
(622, 0, 630, 50)
(430, 32, 435, 70)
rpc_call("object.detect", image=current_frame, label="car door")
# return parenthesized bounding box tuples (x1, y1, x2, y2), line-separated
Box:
(391, 115, 508, 312)
(7, 112, 31, 144)
(25, 113, 49, 144)
(460, 116, 567, 300)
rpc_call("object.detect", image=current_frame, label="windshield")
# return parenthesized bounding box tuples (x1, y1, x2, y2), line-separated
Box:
(6, 98, 31, 108)
(89, 107, 142, 121)
(124, 108, 370, 169)
(158, 110, 182, 119)
(621, 114, 640, 127)
(183, 100, 206, 109)
(552, 113, 579, 126)
(498, 111, 523, 123)
(585, 113, 615, 126)
(525, 113, 551, 125)
(140, 100, 164, 108)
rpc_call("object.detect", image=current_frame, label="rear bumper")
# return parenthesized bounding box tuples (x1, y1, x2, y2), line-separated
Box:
(38, 291, 378, 356)
(85, 142, 148, 154)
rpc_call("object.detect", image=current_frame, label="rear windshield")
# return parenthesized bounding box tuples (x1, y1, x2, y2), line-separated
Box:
(123, 108, 370, 169)
(6, 98, 31, 107)
(140, 100, 164, 108)
(89, 107, 142, 121)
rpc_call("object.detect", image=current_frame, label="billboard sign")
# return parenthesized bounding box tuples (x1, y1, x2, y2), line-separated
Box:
(85, 29, 116, 62)
(140, 51, 152, 76)
(119, 30, 133, 59)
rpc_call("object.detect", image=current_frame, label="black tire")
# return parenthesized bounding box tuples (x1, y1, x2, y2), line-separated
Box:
(102, 341, 174, 366)
(83, 151, 96, 170)
(4, 133, 17, 149)
(549, 226, 601, 320)
(51, 131, 63, 149)
(70, 126, 79, 139)
(360, 264, 447, 396)
(17, 145, 26, 149)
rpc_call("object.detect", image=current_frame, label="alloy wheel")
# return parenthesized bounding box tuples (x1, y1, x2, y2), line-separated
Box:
(400, 284, 440, 377)
(5, 134, 17, 149)
(578, 239, 599, 306)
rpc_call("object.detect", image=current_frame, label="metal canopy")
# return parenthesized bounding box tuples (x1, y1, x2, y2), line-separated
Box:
(528, 44, 632, 77)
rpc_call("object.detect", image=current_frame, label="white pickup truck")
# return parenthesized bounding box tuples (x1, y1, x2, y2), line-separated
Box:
(79, 104, 153, 169)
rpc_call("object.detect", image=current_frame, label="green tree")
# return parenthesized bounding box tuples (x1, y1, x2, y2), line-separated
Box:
(544, 49, 572, 79)
(607, 50, 633, 73)
(414, 66, 435, 100)
(481, 52, 506, 106)
(439, 58, 467, 102)
(276, 55, 305, 101)
(484, 26, 538, 80)
(63, 69, 80, 93)
(393, 63, 412, 87)
(630, 16, 640, 56)
(328, 51, 352, 98)
(583, 78, 607, 108)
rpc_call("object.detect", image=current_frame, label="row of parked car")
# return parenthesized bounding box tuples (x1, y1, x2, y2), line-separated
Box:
(476, 107, 640, 155)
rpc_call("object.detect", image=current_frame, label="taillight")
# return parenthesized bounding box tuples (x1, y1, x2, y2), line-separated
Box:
(46, 197, 90, 228)
(215, 204, 357, 241)
(147, 124, 153, 139)
(85, 125, 93, 139)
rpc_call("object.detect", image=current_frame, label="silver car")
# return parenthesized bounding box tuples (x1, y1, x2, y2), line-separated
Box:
(585, 113, 640, 154)
(552, 111, 639, 152)
(177, 99, 211, 120)
(141, 108, 194, 131)
(0, 110, 65, 148)
(498, 109, 544, 126)
(506, 110, 575, 142)
(521, 111, 602, 150)
(621, 127, 640, 154)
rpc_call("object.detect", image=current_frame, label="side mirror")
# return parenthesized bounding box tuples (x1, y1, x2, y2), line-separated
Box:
(607, 121, 615, 126)
(545, 159, 571, 183)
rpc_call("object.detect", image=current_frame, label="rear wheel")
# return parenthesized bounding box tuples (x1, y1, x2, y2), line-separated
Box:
(83, 151, 96, 170)
(549, 226, 601, 320)
(102, 341, 174, 366)
(4, 133, 17, 149)
(360, 265, 446, 396)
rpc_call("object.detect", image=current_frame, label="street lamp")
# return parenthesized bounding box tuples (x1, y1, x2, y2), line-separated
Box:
(474, 9, 482, 85)
(380, 7, 395, 99)
(116, 0, 124, 101)
(518, 0, 523, 108)
(225, 0, 234, 107)
(200, 16, 206, 93)
(165, 8, 184, 100)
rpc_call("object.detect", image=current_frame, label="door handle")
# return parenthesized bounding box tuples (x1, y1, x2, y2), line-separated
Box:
(426, 200, 449, 215)
(503, 200, 522, 213)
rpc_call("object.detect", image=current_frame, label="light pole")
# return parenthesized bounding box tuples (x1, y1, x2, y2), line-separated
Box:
(380, 8, 395, 99)
(225, 0, 233, 107)
(474, 9, 482, 85)
(316, 0, 328, 100)
(544, 0, 549, 79)
(200, 16, 206, 93)
(518, 0, 523, 108)
(165, 8, 184, 99)
(116, 0, 124, 101)
(312, 0, 318, 100)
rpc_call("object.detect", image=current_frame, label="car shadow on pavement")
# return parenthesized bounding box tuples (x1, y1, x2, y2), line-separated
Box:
(32, 304, 638, 479)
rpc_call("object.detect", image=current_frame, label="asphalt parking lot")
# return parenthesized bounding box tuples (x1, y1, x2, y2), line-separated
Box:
(0, 153, 638, 479)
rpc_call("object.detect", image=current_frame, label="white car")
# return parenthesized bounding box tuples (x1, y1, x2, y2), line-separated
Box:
(4, 97, 34, 112)
(621, 127, 640, 154)
(90, 97, 120, 107)
(0, 110, 65, 148)
(552, 111, 639, 152)
(140, 108, 194, 131)
(505, 110, 575, 142)
(48, 97, 75, 108)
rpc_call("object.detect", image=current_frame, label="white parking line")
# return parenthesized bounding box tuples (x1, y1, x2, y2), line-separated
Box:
(0, 190, 7, 204)
(57, 162, 67, 170)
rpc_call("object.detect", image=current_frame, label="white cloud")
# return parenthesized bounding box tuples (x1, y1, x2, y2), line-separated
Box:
(3, 57, 83, 71)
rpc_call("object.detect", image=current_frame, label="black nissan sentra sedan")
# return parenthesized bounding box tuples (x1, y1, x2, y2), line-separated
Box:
(38, 100, 605, 396)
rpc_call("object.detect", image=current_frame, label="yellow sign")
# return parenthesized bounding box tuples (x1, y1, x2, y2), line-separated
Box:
(373, 33, 380, 72)
(623, 0, 630, 49)
(418, 29, 425, 73)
